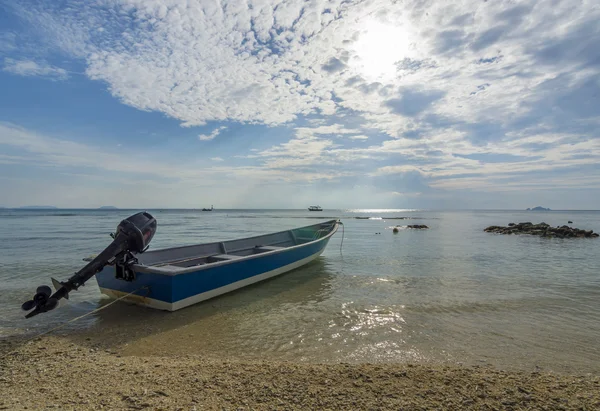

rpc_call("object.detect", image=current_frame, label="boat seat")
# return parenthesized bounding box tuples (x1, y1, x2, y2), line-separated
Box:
(212, 254, 244, 260)
(255, 245, 285, 251)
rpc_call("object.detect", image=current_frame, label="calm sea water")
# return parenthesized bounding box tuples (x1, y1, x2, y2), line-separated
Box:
(1, 208, 599, 373)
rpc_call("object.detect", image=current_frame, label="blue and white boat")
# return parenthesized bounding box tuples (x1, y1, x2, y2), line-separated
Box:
(21, 212, 340, 318)
(95, 219, 339, 311)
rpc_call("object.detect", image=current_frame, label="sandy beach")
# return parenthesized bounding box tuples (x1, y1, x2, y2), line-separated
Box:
(1, 335, 599, 410)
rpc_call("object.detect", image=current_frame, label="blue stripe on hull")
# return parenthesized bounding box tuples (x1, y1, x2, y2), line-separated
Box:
(96, 237, 330, 305)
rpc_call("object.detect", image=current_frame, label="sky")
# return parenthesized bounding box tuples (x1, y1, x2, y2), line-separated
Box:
(0, 0, 599, 209)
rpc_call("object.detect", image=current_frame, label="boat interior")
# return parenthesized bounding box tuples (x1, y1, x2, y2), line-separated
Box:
(136, 220, 337, 269)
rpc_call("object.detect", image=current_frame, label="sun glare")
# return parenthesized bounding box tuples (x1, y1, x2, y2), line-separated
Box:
(351, 20, 414, 82)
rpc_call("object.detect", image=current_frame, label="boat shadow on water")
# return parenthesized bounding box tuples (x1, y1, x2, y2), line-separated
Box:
(62, 259, 337, 353)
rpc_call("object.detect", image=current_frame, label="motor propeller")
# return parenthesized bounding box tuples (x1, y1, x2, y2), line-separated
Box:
(21, 211, 157, 319)
(21, 286, 57, 312)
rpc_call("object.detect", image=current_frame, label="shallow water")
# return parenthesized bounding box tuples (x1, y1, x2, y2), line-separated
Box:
(1, 208, 599, 373)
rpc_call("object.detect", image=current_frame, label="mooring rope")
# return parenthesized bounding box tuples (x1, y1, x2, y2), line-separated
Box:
(339, 220, 345, 254)
(1, 286, 149, 361)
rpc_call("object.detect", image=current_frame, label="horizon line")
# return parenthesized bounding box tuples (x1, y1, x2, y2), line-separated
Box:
(2, 207, 600, 212)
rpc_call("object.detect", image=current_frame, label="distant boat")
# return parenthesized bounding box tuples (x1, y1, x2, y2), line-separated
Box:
(202, 205, 214, 211)
(308, 205, 323, 211)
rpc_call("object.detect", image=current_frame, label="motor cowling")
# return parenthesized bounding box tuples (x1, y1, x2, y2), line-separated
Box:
(115, 211, 157, 253)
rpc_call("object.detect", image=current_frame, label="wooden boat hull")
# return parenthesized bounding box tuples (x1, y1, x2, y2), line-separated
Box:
(95, 220, 338, 311)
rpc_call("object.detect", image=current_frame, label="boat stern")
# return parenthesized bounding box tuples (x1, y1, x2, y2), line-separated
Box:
(96, 265, 177, 311)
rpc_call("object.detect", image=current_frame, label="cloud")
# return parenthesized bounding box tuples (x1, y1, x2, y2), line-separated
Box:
(0, 122, 350, 185)
(391, 191, 422, 197)
(322, 53, 349, 73)
(0, 153, 37, 165)
(9, 0, 599, 131)
(199, 126, 227, 141)
(295, 124, 360, 137)
(2, 119, 600, 208)
(470, 26, 507, 52)
(371, 165, 425, 176)
(385, 88, 446, 117)
(476, 56, 502, 65)
(2, 58, 68, 80)
(3, 0, 600, 207)
(434, 29, 472, 54)
(0, 32, 17, 53)
(531, 19, 600, 69)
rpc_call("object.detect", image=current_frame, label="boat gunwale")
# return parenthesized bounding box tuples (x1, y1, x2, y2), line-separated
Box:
(131, 219, 339, 275)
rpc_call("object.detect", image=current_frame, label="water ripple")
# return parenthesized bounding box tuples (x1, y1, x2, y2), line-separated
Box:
(1, 208, 600, 373)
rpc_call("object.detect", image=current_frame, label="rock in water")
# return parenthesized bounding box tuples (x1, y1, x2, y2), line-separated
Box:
(484, 222, 599, 238)
(393, 225, 429, 231)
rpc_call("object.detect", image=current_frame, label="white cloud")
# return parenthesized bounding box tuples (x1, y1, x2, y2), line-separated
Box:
(2, 58, 68, 80)
(296, 124, 360, 136)
(371, 165, 425, 176)
(4, 0, 600, 206)
(3, 121, 600, 208)
(11, 0, 595, 148)
(0, 122, 346, 185)
(199, 126, 227, 141)
(0, 32, 16, 53)
(14, 0, 600, 133)
(430, 171, 600, 192)
(391, 191, 422, 197)
(0, 153, 37, 165)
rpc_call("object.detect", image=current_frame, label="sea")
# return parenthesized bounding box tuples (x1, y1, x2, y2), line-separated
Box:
(1, 208, 599, 374)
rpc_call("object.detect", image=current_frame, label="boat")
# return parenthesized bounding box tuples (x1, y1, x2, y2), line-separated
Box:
(308, 205, 323, 211)
(20, 212, 339, 317)
(202, 205, 214, 211)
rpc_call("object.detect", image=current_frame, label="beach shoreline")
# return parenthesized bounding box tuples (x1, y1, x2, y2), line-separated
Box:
(1, 336, 598, 410)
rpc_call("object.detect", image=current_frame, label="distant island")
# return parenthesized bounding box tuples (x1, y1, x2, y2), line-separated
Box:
(98, 206, 119, 210)
(19, 206, 58, 209)
(526, 206, 551, 211)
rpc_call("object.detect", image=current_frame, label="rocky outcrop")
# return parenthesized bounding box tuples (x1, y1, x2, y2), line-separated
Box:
(393, 225, 429, 233)
(484, 222, 599, 238)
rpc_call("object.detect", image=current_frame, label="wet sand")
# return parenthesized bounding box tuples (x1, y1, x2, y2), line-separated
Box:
(1, 336, 599, 410)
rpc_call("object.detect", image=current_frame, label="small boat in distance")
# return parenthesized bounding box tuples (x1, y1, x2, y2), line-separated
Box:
(20, 212, 340, 317)
(202, 205, 214, 211)
(308, 205, 323, 211)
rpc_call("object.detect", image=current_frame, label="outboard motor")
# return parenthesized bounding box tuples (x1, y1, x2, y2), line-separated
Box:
(22, 212, 157, 318)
